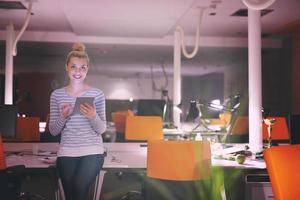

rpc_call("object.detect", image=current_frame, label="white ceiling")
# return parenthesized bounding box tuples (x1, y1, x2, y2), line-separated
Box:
(1, 0, 299, 38)
(0, 0, 300, 75)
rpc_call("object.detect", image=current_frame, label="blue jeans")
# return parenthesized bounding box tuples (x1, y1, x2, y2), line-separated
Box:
(57, 154, 104, 200)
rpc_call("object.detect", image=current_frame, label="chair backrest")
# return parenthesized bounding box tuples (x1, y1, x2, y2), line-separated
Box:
(230, 116, 249, 135)
(16, 117, 40, 141)
(125, 116, 163, 141)
(111, 110, 134, 133)
(147, 140, 211, 181)
(229, 116, 289, 140)
(264, 145, 300, 200)
(262, 117, 289, 140)
(0, 135, 6, 170)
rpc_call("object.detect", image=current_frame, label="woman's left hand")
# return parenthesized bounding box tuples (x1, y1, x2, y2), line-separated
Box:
(80, 103, 96, 119)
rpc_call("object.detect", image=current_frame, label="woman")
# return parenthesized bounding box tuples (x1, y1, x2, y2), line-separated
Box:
(49, 43, 106, 200)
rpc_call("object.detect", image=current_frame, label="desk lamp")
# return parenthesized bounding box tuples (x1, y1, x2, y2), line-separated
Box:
(187, 94, 241, 141)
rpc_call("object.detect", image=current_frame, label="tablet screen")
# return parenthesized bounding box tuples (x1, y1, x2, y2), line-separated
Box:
(72, 97, 95, 115)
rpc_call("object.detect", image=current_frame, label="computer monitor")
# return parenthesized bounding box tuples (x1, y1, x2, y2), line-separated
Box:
(0, 105, 17, 139)
(137, 99, 166, 118)
(288, 114, 300, 144)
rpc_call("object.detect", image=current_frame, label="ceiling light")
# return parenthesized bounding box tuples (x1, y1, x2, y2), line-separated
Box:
(242, 0, 276, 10)
(231, 9, 273, 17)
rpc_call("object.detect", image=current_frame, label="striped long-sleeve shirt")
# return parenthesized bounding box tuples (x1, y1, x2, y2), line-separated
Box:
(49, 87, 106, 157)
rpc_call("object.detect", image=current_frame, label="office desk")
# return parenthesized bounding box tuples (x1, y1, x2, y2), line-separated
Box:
(4, 142, 147, 169)
(4, 142, 266, 200)
(4, 142, 148, 200)
(4, 142, 265, 169)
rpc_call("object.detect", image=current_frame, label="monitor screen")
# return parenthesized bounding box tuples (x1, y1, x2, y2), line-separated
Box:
(137, 99, 166, 118)
(0, 105, 17, 139)
(288, 114, 300, 144)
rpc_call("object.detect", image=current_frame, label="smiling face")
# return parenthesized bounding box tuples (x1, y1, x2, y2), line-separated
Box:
(66, 56, 89, 84)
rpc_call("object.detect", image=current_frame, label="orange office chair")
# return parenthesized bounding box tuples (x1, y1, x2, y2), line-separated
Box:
(124, 116, 163, 141)
(206, 112, 232, 127)
(224, 116, 249, 143)
(230, 116, 249, 135)
(0, 136, 6, 170)
(264, 145, 300, 200)
(262, 117, 289, 141)
(16, 117, 40, 142)
(145, 140, 216, 200)
(111, 110, 134, 133)
(227, 116, 289, 143)
(111, 110, 134, 142)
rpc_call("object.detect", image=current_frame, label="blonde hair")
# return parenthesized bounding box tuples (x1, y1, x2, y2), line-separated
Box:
(66, 42, 90, 66)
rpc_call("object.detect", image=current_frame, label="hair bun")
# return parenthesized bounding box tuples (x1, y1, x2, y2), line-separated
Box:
(72, 42, 86, 52)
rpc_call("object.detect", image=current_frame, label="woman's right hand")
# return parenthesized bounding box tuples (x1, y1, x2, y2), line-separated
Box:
(60, 103, 73, 119)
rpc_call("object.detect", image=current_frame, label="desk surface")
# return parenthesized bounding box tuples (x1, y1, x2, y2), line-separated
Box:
(4, 142, 266, 169)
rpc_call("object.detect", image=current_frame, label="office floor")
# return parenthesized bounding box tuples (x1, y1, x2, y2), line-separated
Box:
(20, 172, 57, 200)
(19, 169, 144, 200)
(100, 170, 145, 200)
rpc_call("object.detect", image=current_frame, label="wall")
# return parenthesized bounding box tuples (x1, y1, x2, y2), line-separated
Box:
(292, 33, 300, 114)
(15, 72, 55, 121)
(86, 74, 173, 100)
(0, 44, 290, 121)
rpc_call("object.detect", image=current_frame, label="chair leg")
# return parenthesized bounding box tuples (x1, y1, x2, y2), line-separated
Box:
(57, 178, 65, 200)
(93, 170, 107, 200)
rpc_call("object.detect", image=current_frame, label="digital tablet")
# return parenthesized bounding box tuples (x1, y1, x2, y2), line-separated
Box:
(72, 97, 95, 115)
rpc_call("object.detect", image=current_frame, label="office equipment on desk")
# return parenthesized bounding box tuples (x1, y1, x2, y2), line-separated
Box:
(145, 140, 216, 200)
(288, 114, 300, 144)
(163, 128, 189, 140)
(0, 105, 18, 139)
(186, 95, 241, 142)
(212, 144, 246, 156)
(264, 145, 300, 200)
(125, 116, 163, 141)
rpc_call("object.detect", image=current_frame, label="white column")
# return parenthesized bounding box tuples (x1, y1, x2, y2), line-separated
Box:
(248, 9, 263, 153)
(173, 29, 181, 129)
(5, 22, 14, 105)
